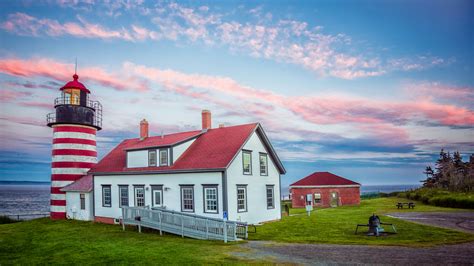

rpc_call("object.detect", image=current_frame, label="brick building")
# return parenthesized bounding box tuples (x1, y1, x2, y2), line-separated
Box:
(289, 172, 360, 208)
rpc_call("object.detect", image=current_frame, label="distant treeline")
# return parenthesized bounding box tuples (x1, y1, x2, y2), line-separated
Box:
(421, 149, 474, 192)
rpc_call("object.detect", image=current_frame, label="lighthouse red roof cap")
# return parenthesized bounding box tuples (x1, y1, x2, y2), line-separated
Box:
(60, 74, 91, 93)
(290, 172, 360, 187)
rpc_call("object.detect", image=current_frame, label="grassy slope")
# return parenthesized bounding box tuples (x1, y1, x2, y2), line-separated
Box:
(0, 218, 254, 264)
(251, 197, 474, 246)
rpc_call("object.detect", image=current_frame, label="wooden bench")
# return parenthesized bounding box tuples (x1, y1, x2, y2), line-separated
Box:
(396, 202, 415, 209)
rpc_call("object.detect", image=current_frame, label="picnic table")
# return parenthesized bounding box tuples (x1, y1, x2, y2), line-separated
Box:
(396, 202, 415, 209)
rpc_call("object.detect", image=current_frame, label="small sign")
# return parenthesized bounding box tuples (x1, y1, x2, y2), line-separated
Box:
(223, 211, 228, 220)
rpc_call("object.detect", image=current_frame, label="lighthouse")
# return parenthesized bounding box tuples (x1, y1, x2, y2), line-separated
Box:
(46, 74, 102, 219)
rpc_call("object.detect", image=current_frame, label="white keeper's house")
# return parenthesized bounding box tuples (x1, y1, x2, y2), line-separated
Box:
(46, 74, 286, 225)
(92, 113, 285, 224)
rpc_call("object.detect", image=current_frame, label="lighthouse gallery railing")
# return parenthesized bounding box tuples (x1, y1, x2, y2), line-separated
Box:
(121, 206, 248, 242)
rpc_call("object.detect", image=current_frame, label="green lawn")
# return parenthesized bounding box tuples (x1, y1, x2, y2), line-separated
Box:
(1, 198, 473, 264)
(251, 197, 474, 246)
(0, 218, 256, 264)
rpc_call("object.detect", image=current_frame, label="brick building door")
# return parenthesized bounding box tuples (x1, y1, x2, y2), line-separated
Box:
(330, 192, 339, 207)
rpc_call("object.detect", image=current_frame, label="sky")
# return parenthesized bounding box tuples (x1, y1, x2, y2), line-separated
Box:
(0, 0, 473, 189)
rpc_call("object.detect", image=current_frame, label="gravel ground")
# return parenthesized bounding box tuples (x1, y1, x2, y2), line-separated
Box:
(233, 241, 474, 265)
(386, 212, 474, 233)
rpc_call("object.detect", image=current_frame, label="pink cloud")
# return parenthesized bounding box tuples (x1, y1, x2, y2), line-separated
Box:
(0, 13, 156, 42)
(0, 57, 148, 92)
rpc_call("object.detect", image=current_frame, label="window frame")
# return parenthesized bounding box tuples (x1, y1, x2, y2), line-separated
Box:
(236, 185, 248, 213)
(180, 185, 194, 213)
(259, 152, 268, 176)
(80, 193, 86, 210)
(159, 149, 168, 166)
(202, 185, 219, 214)
(266, 185, 275, 209)
(134, 185, 145, 207)
(151, 185, 163, 208)
(102, 185, 111, 207)
(242, 150, 252, 175)
(314, 193, 322, 204)
(148, 150, 157, 167)
(118, 185, 129, 207)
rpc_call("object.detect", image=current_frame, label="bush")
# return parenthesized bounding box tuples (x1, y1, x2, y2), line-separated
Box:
(0, 215, 19, 224)
(400, 188, 474, 209)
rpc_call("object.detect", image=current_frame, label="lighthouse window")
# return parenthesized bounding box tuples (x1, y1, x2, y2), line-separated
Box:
(64, 92, 71, 104)
(159, 149, 168, 166)
(72, 94, 80, 105)
(102, 185, 111, 207)
(148, 150, 157, 166)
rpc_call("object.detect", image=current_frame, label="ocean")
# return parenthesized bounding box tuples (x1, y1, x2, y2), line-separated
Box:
(0, 185, 50, 219)
(0, 183, 420, 217)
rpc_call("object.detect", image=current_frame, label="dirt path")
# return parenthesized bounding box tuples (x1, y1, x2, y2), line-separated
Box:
(387, 212, 474, 233)
(233, 241, 474, 265)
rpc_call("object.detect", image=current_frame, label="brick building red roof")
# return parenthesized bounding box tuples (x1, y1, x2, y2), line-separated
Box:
(290, 172, 360, 187)
(61, 175, 93, 192)
(89, 123, 285, 174)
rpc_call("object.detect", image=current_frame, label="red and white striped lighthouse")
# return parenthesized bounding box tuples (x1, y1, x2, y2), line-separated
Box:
(46, 74, 102, 219)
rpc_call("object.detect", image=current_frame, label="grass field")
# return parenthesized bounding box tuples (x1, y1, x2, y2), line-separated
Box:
(1, 198, 473, 264)
(250, 197, 474, 246)
(0, 218, 256, 264)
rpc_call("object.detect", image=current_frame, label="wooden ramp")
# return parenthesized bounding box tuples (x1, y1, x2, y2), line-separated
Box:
(121, 206, 248, 242)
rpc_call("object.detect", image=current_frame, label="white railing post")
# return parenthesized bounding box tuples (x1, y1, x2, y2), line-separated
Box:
(159, 211, 163, 236)
(206, 219, 209, 239)
(223, 220, 227, 243)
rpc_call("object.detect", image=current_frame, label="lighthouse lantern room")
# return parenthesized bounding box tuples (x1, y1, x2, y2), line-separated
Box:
(46, 74, 102, 219)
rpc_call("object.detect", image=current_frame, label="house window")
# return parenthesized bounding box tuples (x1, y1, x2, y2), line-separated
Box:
(119, 185, 129, 207)
(148, 150, 157, 166)
(203, 185, 218, 213)
(237, 185, 247, 212)
(242, 150, 252, 175)
(314, 193, 321, 204)
(259, 153, 268, 176)
(80, 193, 86, 210)
(159, 149, 168, 166)
(134, 186, 145, 207)
(152, 185, 163, 207)
(181, 186, 194, 212)
(266, 185, 274, 209)
(102, 185, 111, 207)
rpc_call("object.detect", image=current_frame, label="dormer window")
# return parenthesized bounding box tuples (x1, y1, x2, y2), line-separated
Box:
(148, 150, 157, 166)
(159, 149, 168, 166)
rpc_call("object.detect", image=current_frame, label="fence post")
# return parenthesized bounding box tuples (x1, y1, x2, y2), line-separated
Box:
(206, 219, 209, 239)
(223, 220, 227, 243)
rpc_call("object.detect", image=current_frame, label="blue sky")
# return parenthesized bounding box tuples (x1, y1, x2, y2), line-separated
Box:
(0, 0, 473, 188)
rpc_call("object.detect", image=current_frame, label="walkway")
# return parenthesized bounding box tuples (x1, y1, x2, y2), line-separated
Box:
(233, 241, 474, 265)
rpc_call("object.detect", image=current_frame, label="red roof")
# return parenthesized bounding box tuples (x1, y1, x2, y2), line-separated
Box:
(61, 175, 93, 192)
(60, 74, 91, 93)
(290, 172, 360, 187)
(89, 123, 286, 174)
(125, 130, 202, 150)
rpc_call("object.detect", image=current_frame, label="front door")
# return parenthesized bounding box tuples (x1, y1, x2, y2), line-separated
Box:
(330, 192, 339, 207)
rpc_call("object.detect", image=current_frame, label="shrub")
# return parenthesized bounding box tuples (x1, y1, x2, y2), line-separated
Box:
(401, 188, 474, 209)
(0, 215, 19, 224)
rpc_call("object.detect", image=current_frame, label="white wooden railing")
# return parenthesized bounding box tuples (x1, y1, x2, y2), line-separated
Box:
(121, 206, 248, 242)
